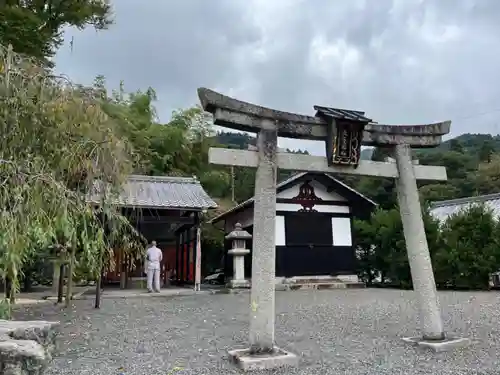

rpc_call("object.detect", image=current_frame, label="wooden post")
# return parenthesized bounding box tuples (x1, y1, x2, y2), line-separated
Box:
(94, 258, 103, 309)
(125, 253, 130, 289)
(185, 228, 191, 282)
(4, 277, 12, 302)
(194, 213, 202, 291)
(180, 231, 185, 284)
(57, 263, 64, 304)
(51, 259, 60, 295)
(120, 250, 127, 290)
(65, 247, 75, 308)
(163, 256, 168, 287)
(175, 233, 181, 285)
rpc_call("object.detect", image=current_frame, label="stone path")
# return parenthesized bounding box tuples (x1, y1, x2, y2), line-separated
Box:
(15, 285, 92, 305)
(74, 287, 203, 300)
(12, 289, 500, 374)
(15, 286, 204, 305)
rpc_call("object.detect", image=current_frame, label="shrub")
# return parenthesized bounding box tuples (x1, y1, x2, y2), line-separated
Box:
(436, 204, 500, 289)
(354, 206, 441, 288)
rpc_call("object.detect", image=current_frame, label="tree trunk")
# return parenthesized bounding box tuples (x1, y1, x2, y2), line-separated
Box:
(4, 277, 13, 303)
(51, 260, 60, 295)
(119, 252, 127, 289)
(95, 257, 103, 309)
(125, 254, 130, 289)
(57, 263, 65, 304)
(65, 247, 75, 308)
(22, 273, 32, 293)
(95, 272, 102, 309)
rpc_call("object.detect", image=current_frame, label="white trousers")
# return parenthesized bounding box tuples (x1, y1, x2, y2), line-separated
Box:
(147, 268, 161, 291)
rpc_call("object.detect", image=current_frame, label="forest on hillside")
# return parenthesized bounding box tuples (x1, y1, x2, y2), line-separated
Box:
(214, 131, 500, 209)
(1, 0, 500, 310)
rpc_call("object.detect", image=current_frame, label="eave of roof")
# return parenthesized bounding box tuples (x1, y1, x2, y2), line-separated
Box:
(430, 193, 500, 221)
(313, 105, 372, 123)
(430, 193, 500, 208)
(209, 172, 377, 224)
(87, 174, 218, 210)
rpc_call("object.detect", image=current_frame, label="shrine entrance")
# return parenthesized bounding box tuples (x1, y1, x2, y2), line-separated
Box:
(198, 87, 469, 370)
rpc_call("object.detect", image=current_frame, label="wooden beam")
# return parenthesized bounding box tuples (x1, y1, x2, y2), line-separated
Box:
(139, 216, 195, 224)
(209, 148, 447, 181)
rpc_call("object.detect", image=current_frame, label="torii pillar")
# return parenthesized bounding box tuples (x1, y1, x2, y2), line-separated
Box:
(198, 88, 470, 370)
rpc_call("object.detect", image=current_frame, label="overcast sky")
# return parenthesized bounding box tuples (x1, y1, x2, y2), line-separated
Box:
(55, 0, 500, 155)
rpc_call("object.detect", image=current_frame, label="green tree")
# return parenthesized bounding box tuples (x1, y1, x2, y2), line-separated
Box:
(473, 154, 500, 195)
(419, 183, 461, 204)
(352, 218, 377, 284)
(353, 207, 441, 288)
(0, 44, 146, 305)
(479, 141, 495, 163)
(436, 204, 500, 289)
(448, 139, 464, 153)
(0, 0, 112, 64)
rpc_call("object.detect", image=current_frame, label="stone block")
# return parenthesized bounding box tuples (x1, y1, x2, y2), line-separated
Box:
(228, 279, 250, 289)
(402, 336, 471, 352)
(228, 347, 298, 371)
(0, 319, 60, 374)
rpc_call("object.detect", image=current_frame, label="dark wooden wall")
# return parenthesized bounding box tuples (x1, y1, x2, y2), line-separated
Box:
(224, 210, 357, 279)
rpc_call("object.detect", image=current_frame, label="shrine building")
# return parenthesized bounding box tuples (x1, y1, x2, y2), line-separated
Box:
(88, 175, 217, 288)
(210, 172, 376, 285)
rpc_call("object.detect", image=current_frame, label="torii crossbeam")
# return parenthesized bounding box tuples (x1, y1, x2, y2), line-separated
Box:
(198, 88, 469, 370)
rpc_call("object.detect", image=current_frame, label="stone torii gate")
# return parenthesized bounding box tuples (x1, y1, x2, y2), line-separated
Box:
(198, 88, 469, 370)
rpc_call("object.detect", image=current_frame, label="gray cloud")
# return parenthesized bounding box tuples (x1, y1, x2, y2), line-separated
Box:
(55, 0, 500, 155)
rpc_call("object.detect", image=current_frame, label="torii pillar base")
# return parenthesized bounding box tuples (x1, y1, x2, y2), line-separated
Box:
(228, 347, 299, 372)
(227, 279, 250, 289)
(402, 336, 471, 353)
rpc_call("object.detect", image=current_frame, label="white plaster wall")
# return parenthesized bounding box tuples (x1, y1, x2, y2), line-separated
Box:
(225, 206, 351, 235)
(331, 217, 352, 246)
(224, 179, 351, 234)
(276, 203, 350, 213)
(275, 216, 286, 246)
(273, 211, 353, 248)
(276, 180, 347, 201)
(336, 275, 359, 283)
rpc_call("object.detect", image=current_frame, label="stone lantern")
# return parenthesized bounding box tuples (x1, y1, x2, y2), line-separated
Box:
(226, 223, 252, 289)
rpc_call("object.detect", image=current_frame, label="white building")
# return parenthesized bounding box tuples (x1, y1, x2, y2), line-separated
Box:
(210, 172, 377, 284)
(430, 193, 500, 222)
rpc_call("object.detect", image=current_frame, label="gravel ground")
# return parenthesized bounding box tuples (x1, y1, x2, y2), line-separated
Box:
(12, 289, 500, 375)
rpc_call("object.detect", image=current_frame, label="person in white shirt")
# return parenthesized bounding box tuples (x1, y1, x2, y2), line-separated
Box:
(146, 241, 163, 293)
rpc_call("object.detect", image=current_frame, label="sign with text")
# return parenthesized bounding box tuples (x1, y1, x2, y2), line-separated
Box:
(331, 122, 363, 167)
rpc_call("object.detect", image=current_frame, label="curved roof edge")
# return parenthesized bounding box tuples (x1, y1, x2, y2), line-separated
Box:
(87, 174, 218, 210)
(209, 172, 377, 224)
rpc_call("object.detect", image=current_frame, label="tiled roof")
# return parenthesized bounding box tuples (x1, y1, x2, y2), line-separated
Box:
(430, 193, 500, 222)
(209, 172, 377, 224)
(87, 175, 218, 210)
(313, 105, 372, 123)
